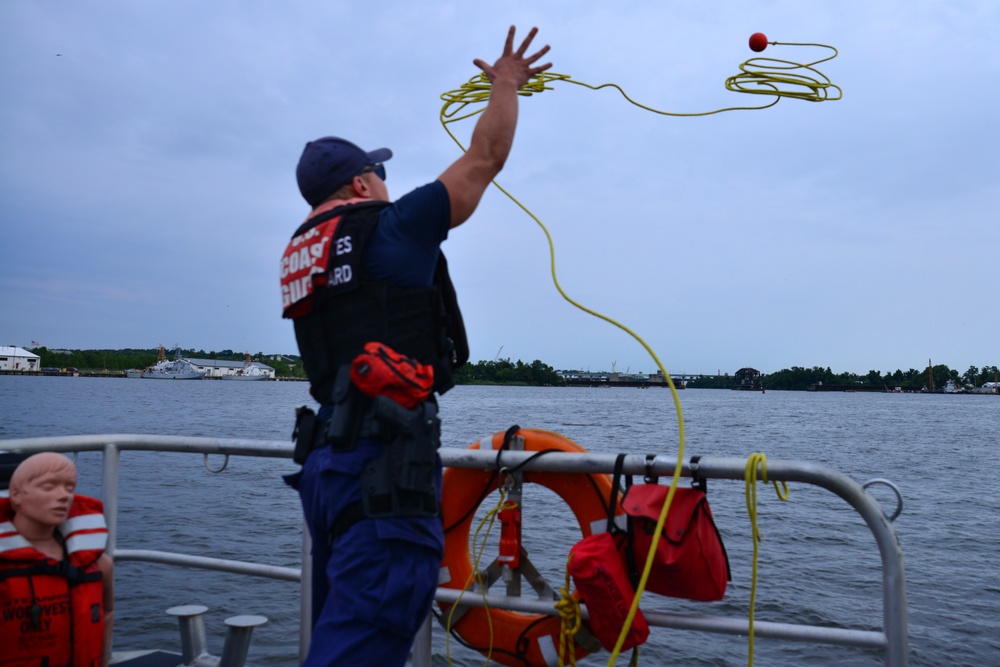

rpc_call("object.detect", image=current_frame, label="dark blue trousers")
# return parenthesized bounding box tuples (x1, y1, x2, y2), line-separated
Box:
(288, 439, 444, 667)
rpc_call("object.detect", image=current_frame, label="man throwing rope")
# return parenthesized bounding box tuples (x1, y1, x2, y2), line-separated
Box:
(281, 26, 551, 667)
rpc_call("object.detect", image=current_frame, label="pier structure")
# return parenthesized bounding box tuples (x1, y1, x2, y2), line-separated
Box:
(557, 369, 730, 388)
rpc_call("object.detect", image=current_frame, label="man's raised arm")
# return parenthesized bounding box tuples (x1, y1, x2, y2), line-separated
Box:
(438, 26, 551, 228)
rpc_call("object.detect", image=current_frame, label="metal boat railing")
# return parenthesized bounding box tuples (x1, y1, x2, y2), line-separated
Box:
(1, 434, 909, 666)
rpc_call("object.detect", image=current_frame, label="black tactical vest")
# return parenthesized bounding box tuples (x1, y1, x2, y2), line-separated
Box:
(282, 201, 468, 404)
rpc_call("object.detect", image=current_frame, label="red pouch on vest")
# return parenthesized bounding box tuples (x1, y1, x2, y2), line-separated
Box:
(350, 342, 433, 409)
(623, 483, 730, 602)
(569, 531, 650, 651)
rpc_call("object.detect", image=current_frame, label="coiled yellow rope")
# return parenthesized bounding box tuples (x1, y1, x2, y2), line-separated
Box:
(439, 41, 837, 667)
(725, 42, 842, 102)
(744, 453, 790, 667)
(441, 42, 840, 126)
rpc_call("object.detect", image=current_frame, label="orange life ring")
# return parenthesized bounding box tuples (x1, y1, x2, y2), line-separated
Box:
(438, 428, 618, 667)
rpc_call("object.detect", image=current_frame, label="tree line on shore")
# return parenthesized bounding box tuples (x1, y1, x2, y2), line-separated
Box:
(453, 358, 565, 386)
(764, 364, 999, 391)
(21, 347, 998, 390)
(689, 364, 1000, 391)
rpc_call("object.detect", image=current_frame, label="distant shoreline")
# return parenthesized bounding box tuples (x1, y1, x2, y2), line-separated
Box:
(3, 370, 998, 394)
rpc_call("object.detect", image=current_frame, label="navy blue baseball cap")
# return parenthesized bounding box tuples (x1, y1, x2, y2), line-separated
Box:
(296, 137, 392, 207)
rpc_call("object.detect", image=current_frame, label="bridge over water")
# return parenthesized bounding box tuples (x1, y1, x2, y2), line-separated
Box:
(561, 371, 731, 388)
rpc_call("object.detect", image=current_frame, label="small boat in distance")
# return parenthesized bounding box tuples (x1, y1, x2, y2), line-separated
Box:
(220, 353, 270, 381)
(942, 379, 966, 394)
(732, 367, 763, 391)
(142, 346, 206, 380)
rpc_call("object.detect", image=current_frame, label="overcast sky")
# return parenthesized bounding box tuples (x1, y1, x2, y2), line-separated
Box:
(2, 1, 996, 376)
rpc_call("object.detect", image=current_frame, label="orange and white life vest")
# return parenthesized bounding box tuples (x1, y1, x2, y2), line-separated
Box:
(0, 494, 108, 667)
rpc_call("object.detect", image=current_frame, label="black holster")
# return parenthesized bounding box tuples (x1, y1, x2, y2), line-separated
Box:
(360, 396, 440, 519)
(292, 366, 367, 465)
(292, 405, 317, 465)
(292, 363, 440, 520)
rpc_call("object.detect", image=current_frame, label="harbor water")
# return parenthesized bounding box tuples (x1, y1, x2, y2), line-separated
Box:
(1, 376, 997, 665)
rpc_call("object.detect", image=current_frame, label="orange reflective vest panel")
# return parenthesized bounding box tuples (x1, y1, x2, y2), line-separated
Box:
(0, 495, 108, 667)
(280, 197, 371, 319)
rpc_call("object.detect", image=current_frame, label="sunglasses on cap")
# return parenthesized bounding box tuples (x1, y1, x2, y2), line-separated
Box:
(358, 163, 386, 181)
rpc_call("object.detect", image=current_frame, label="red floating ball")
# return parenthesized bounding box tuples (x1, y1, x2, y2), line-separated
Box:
(749, 32, 768, 52)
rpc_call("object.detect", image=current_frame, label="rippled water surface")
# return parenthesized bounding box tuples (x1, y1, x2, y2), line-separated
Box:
(1, 377, 998, 665)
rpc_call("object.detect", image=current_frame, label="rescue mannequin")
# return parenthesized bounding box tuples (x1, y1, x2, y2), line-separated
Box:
(0, 452, 114, 667)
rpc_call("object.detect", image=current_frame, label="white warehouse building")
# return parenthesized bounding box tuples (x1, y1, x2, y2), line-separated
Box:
(0, 346, 41, 371)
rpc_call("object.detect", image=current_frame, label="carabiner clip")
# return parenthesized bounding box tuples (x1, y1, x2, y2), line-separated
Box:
(643, 454, 658, 484)
(690, 455, 707, 492)
(499, 466, 517, 491)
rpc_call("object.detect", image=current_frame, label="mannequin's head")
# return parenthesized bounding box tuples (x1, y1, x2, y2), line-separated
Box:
(9, 452, 77, 528)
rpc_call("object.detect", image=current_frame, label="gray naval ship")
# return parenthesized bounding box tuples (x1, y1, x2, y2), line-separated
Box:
(141, 346, 206, 380)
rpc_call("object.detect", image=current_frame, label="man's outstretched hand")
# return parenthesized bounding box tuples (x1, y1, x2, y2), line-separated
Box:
(474, 26, 552, 89)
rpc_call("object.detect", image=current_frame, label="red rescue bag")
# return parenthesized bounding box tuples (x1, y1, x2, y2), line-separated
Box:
(569, 531, 650, 651)
(350, 342, 433, 409)
(622, 478, 730, 602)
(568, 454, 649, 651)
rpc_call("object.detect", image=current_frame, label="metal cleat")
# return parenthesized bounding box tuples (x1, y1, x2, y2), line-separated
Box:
(166, 605, 210, 666)
(219, 614, 269, 667)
